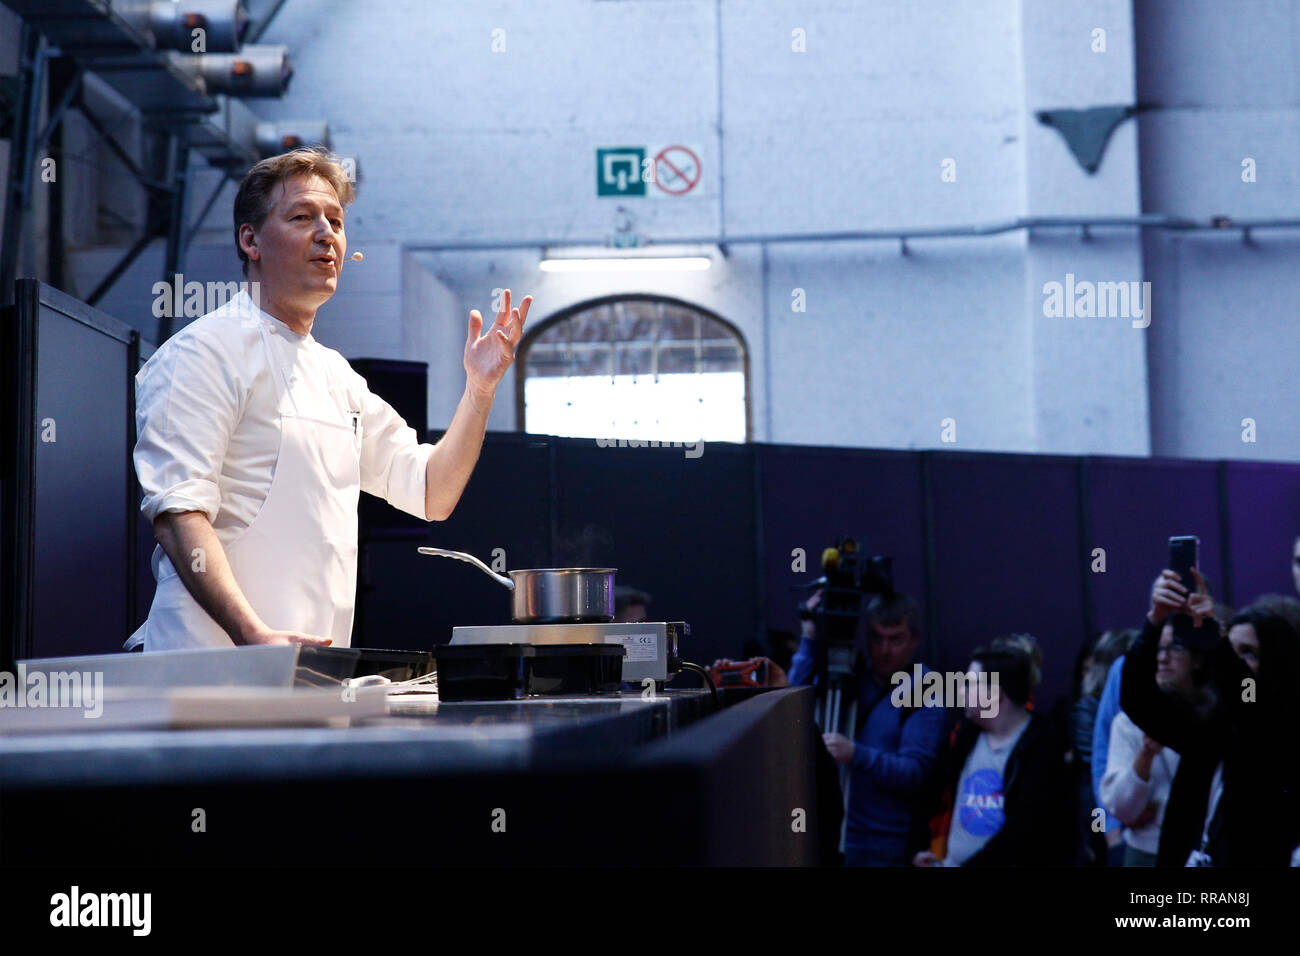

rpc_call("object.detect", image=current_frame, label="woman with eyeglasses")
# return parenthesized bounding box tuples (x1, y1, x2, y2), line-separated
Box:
(1120, 568, 1300, 866)
(1099, 625, 1194, 865)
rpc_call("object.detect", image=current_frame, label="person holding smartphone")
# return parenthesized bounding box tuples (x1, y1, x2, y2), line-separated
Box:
(1120, 565, 1296, 866)
(1099, 625, 1187, 866)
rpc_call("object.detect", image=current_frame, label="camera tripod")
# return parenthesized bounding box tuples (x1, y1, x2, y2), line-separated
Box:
(809, 596, 865, 857)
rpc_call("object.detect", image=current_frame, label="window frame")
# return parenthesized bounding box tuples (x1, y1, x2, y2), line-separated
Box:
(514, 293, 752, 442)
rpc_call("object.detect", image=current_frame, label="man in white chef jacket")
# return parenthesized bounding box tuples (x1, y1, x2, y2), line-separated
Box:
(126, 147, 531, 651)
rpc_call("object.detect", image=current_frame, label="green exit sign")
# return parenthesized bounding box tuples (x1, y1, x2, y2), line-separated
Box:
(596, 147, 645, 196)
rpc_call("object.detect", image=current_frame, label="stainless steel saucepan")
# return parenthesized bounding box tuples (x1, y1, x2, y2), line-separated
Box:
(417, 547, 616, 624)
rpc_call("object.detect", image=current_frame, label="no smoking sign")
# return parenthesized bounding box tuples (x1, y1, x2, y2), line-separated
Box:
(651, 145, 702, 197)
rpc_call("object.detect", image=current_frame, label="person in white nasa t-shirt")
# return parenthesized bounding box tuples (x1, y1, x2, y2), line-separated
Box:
(912, 644, 1073, 867)
(127, 147, 532, 651)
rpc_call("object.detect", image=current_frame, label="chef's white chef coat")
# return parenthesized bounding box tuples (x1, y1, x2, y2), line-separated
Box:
(127, 288, 433, 649)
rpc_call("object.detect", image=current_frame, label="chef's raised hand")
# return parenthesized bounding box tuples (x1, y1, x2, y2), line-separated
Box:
(464, 289, 532, 405)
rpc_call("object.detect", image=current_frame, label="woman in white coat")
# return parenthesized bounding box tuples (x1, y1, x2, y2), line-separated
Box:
(1100, 621, 1196, 865)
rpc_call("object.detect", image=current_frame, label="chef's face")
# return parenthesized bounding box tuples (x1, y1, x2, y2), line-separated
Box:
(243, 172, 346, 307)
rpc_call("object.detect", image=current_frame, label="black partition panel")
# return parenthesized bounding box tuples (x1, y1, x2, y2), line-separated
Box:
(133, 340, 158, 633)
(348, 434, 1300, 707)
(358, 432, 555, 648)
(759, 445, 925, 660)
(928, 453, 1087, 709)
(1224, 461, 1300, 605)
(3, 280, 140, 662)
(1084, 457, 1223, 633)
(552, 438, 759, 668)
(352, 358, 429, 538)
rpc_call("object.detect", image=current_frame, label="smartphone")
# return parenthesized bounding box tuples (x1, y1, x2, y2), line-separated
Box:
(1169, 535, 1198, 596)
(1168, 535, 1212, 646)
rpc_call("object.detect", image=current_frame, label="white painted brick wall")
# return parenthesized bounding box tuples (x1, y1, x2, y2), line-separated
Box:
(41, 0, 1300, 460)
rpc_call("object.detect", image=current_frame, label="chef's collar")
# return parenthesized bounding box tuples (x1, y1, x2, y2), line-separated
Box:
(233, 288, 314, 342)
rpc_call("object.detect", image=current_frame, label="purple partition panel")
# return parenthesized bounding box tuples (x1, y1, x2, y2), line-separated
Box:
(928, 453, 1085, 711)
(759, 446, 925, 656)
(1085, 458, 1223, 634)
(1224, 460, 1300, 606)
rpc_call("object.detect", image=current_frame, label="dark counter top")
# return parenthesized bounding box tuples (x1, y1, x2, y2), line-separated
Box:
(0, 687, 818, 866)
(0, 689, 715, 789)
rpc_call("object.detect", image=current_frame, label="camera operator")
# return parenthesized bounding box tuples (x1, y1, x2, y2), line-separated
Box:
(1120, 568, 1300, 866)
(784, 588, 948, 866)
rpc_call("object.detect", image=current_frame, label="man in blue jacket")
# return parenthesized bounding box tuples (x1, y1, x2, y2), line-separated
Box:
(789, 590, 948, 866)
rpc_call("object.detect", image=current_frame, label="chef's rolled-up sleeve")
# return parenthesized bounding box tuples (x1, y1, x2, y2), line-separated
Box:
(134, 331, 241, 525)
(356, 378, 434, 520)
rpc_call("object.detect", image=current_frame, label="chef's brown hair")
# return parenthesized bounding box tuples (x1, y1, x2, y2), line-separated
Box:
(233, 147, 356, 275)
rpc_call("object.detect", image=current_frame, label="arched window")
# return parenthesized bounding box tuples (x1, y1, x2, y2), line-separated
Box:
(517, 296, 749, 442)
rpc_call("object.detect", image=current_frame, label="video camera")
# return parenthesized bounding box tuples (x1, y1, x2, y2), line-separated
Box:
(795, 537, 895, 735)
(796, 537, 894, 646)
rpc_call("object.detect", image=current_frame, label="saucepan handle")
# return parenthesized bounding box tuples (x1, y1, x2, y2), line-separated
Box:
(417, 547, 515, 590)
